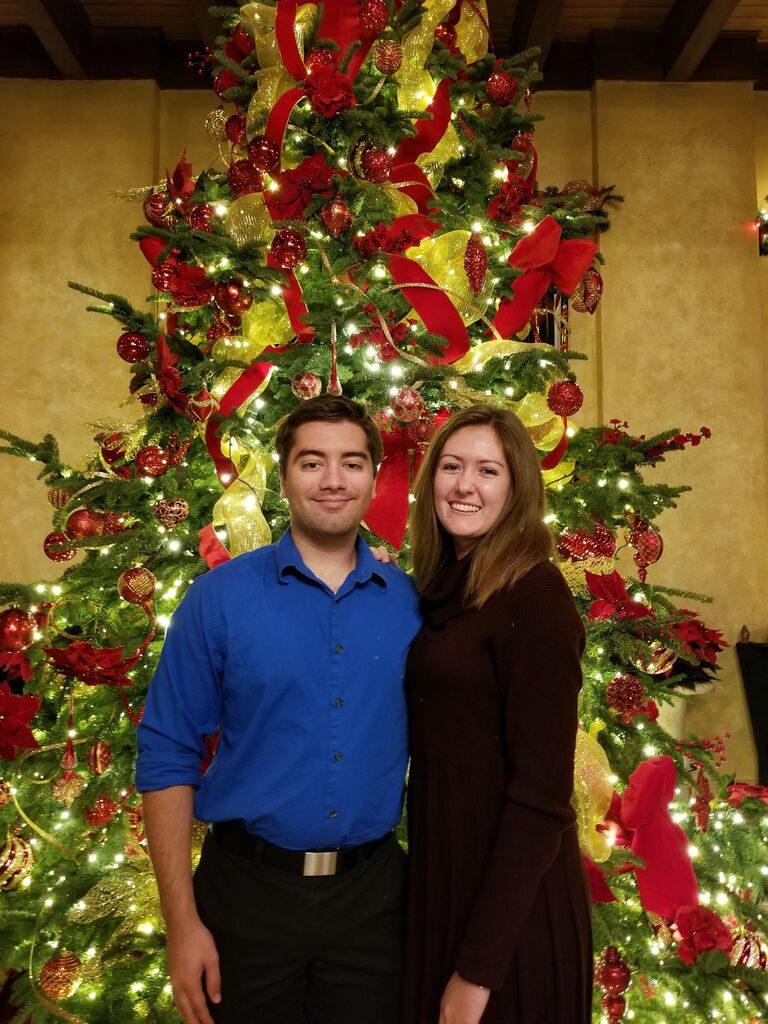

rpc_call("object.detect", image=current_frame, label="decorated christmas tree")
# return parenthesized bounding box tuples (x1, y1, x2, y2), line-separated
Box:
(1, 2, 767, 1022)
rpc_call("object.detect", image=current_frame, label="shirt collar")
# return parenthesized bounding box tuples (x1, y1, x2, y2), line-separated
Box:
(276, 530, 389, 588)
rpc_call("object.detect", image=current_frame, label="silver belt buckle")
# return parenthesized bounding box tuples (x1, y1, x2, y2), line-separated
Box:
(303, 850, 338, 876)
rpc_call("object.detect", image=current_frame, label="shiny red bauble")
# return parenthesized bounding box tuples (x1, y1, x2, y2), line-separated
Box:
(143, 191, 174, 229)
(65, 508, 106, 540)
(213, 68, 239, 98)
(228, 159, 264, 197)
(360, 0, 389, 36)
(225, 113, 247, 146)
(246, 135, 280, 173)
(291, 373, 323, 401)
(135, 445, 171, 477)
(150, 262, 177, 292)
(86, 739, 112, 775)
(270, 229, 308, 270)
(435, 23, 458, 48)
(152, 498, 190, 529)
(231, 22, 255, 57)
(43, 531, 77, 562)
(547, 380, 584, 417)
(320, 199, 354, 239)
(188, 204, 216, 232)
(214, 277, 253, 315)
(0, 608, 37, 652)
(305, 48, 337, 71)
(85, 794, 118, 826)
(390, 388, 424, 423)
(117, 566, 157, 605)
(486, 70, 518, 107)
(557, 524, 616, 562)
(116, 331, 150, 363)
(594, 946, 631, 995)
(361, 146, 392, 183)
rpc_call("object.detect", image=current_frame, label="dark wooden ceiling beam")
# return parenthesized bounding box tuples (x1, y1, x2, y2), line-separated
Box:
(507, 0, 566, 68)
(662, 0, 741, 81)
(23, 0, 89, 78)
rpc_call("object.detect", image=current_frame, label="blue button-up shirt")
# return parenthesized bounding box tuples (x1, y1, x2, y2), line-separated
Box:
(136, 531, 421, 849)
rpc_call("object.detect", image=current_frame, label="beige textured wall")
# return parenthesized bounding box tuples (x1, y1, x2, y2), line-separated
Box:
(0, 79, 765, 777)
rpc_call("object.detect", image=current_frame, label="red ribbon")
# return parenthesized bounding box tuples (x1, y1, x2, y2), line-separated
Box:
(139, 235, 167, 267)
(394, 79, 452, 166)
(365, 410, 451, 549)
(386, 253, 470, 364)
(264, 87, 306, 171)
(204, 362, 273, 484)
(492, 216, 598, 338)
(540, 417, 569, 470)
(198, 523, 232, 568)
(317, 4, 373, 79)
(266, 254, 313, 343)
(274, 1, 307, 80)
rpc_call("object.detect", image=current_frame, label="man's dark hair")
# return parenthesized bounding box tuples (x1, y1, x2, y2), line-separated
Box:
(275, 394, 383, 471)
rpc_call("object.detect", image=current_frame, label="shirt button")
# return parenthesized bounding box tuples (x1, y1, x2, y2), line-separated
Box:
(335, 697, 344, 708)
(335, 644, 344, 653)
(329, 810, 338, 819)
(334, 752, 343, 761)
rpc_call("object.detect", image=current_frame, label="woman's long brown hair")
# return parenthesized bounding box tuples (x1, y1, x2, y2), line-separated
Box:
(410, 405, 555, 607)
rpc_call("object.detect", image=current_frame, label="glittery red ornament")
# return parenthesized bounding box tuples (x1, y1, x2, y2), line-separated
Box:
(435, 23, 457, 48)
(215, 277, 253, 315)
(605, 674, 645, 714)
(87, 739, 112, 775)
(557, 524, 616, 562)
(270, 229, 308, 270)
(291, 373, 323, 401)
(65, 508, 106, 540)
(135, 445, 171, 477)
(594, 946, 631, 995)
(86, 794, 118, 826)
(390, 388, 424, 423)
(118, 566, 157, 605)
(634, 527, 664, 566)
(38, 951, 82, 1000)
(463, 233, 487, 294)
(0, 835, 34, 891)
(152, 497, 190, 528)
(571, 267, 603, 314)
(305, 48, 337, 71)
(116, 331, 150, 363)
(247, 134, 280, 172)
(43, 532, 77, 563)
(0, 608, 36, 652)
(486, 70, 518, 107)
(151, 262, 177, 292)
(188, 203, 216, 232)
(547, 380, 584, 417)
(320, 198, 354, 238)
(0, 780, 12, 807)
(213, 68, 239, 98)
(601, 993, 626, 1022)
(361, 146, 392, 183)
(143, 191, 174, 229)
(231, 22, 255, 57)
(225, 113, 247, 146)
(228, 159, 264, 197)
(206, 319, 231, 341)
(360, 0, 388, 35)
(374, 40, 403, 74)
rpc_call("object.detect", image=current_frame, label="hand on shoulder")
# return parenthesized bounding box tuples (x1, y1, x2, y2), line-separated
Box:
(369, 544, 398, 565)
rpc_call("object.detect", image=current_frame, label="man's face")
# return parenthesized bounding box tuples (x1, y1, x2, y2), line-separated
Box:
(279, 420, 377, 544)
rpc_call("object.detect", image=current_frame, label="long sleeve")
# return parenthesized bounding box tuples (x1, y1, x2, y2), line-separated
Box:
(454, 570, 585, 990)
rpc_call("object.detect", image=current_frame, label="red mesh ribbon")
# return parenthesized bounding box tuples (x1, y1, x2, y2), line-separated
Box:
(492, 216, 598, 338)
(386, 253, 470, 364)
(365, 409, 451, 549)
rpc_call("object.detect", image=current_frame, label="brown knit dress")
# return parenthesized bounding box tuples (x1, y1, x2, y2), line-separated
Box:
(402, 558, 592, 1024)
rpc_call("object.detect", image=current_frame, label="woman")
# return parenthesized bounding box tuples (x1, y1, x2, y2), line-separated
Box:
(402, 405, 591, 1024)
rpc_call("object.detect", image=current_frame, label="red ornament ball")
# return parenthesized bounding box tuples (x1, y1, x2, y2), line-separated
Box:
(65, 508, 106, 540)
(571, 267, 603, 314)
(228, 159, 264, 198)
(320, 198, 354, 239)
(116, 331, 150, 363)
(86, 794, 118, 826)
(135, 445, 171, 477)
(38, 951, 82, 1000)
(247, 135, 280, 173)
(118, 566, 157, 606)
(0, 835, 34, 891)
(291, 373, 323, 401)
(188, 204, 216, 232)
(215, 277, 253, 315)
(547, 380, 584, 417)
(435, 23, 458, 48)
(601, 993, 626, 1022)
(361, 146, 392, 183)
(143, 191, 174, 229)
(373, 40, 403, 75)
(390, 388, 424, 423)
(225, 112, 247, 146)
(557, 524, 616, 562)
(87, 739, 112, 775)
(594, 946, 631, 995)
(486, 70, 518, 107)
(305, 48, 337, 72)
(231, 22, 255, 57)
(360, 0, 389, 36)
(634, 527, 664, 566)
(43, 532, 77, 563)
(213, 68, 239, 98)
(151, 262, 177, 292)
(463, 232, 488, 294)
(206, 319, 231, 342)
(270, 229, 308, 270)
(605, 674, 645, 714)
(153, 498, 190, 529)
(0, 608, 37, 653)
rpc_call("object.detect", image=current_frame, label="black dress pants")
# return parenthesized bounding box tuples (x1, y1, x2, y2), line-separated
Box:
(193, 831, 406, 1024)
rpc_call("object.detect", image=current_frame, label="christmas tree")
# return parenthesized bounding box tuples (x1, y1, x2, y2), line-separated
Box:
(1, 2, 767, 1022)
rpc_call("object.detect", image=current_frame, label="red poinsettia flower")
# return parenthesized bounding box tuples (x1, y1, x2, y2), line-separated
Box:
(0, 681, 40, 760)
(169, 263, 215, 307)
(585, 571, 653, 620)
(44, 642, 140, 688)
(304, 65, 355, 119)
(726, 782, 768, 807)
(265, 152, 337, 221)
(0, 650, 34, 684)
(670, 611, 728, 666)
(166, 151, 195, 210)
(487, 173, 531, 224)
(674, 905, 734, 965)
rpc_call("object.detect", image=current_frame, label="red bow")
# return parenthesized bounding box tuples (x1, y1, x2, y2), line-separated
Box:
(586, 571, 653, 620)
(364, 410, 452, 550)
(493, 216, 598, 337)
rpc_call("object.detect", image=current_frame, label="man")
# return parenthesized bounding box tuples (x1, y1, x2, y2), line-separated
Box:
(136, 395, 421, 1024)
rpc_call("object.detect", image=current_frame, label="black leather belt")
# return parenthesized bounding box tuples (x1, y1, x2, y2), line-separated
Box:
(211, 821, 392, 876)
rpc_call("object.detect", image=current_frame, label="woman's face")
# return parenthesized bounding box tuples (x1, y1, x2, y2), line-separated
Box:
(433, 424, 512, 558)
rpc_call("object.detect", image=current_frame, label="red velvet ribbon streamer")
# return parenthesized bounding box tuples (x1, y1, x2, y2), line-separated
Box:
(390, 163, 438, 215)
(540, 417, 569, 470)
(386, 253, 470, 364)
(264, 87, 306, 171)
(492, 216, 598, 338)
(204, 361, 274, 484)
(198, 523, 233, 569)
(274, 1, 307, 80)
(317, 4, 373, 79)
(394, 79, 452, 166)
(139, 235, 168, 267)
(266, 254, 313, 342)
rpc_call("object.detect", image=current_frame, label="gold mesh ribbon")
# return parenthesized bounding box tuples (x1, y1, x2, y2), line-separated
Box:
(404, 231, 494, 326)
(212, 441, 273, 556)
(572, 722, 614, 863)
(226, 192, 275, 247)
